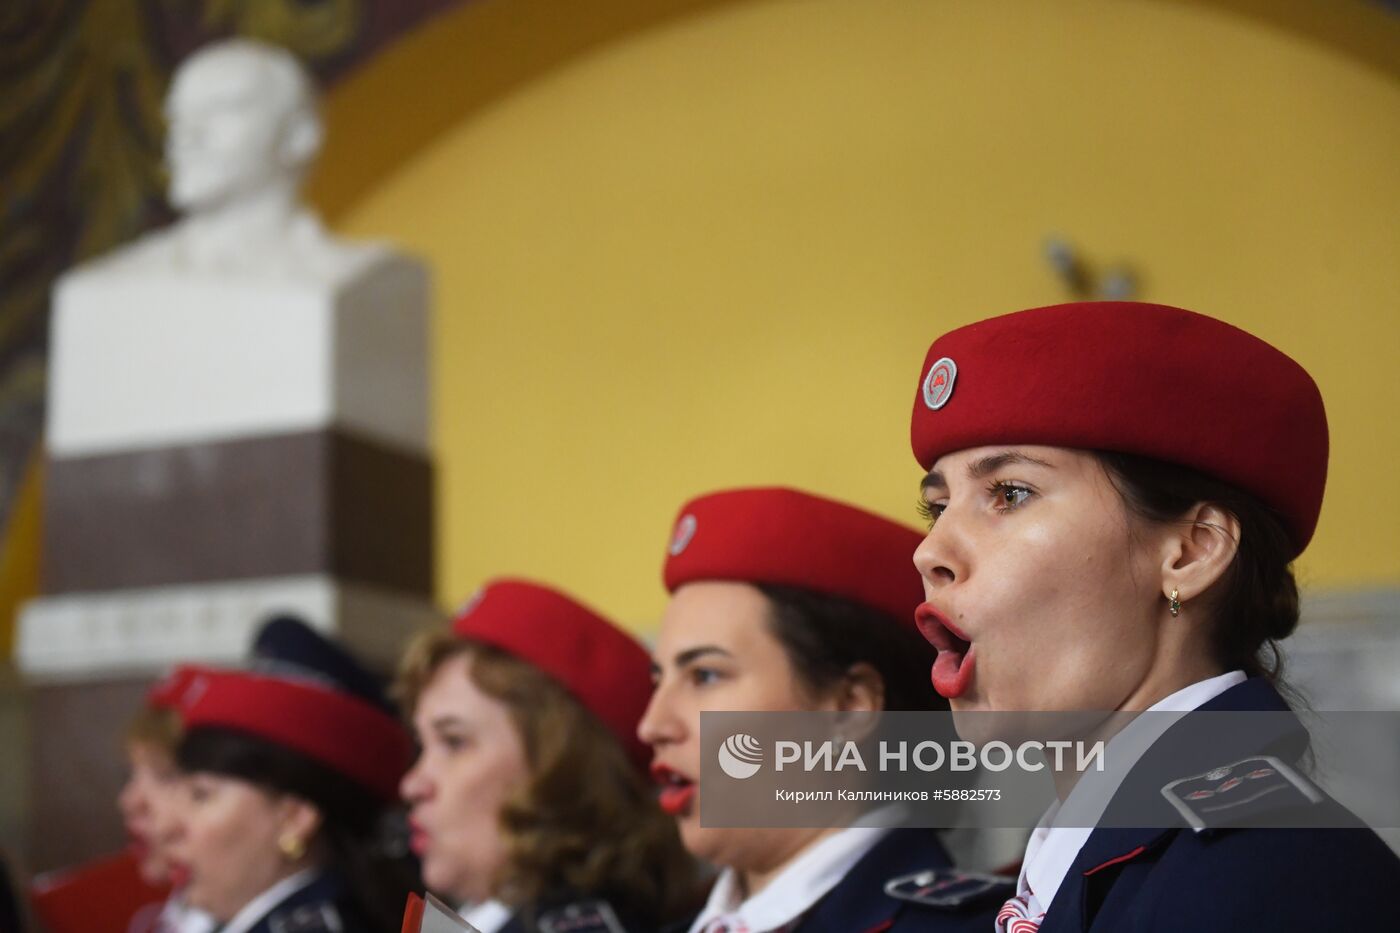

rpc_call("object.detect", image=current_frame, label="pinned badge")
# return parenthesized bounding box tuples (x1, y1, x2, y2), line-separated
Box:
(922, 357, 957, 410)
(1162, 755, 1323, 833)
(669, 514, 698, 556)
(179, 673, 210, 710)
(885, 869, 1015, 909)
(538, 901, 627, 933)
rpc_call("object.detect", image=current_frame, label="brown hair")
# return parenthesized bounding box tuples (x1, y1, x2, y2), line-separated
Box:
(125, 705, 182, 753)
(1097, 450, 1300, 685)
(397, 632, 696, 925)
(756, 583, 944, 712)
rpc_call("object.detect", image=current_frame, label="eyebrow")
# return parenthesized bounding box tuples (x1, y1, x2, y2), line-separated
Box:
(921, 450, 1054, 491)
(651, 645, 734, 675)
(428, 715, 470, 732)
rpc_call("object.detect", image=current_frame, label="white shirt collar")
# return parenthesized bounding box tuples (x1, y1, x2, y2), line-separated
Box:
(219, 868, 321, 933)
(687, 826, 891, 933)
(158, 895, 216, 933)
(1017, 670, 1247, 915)
(459, 899, 514, 933)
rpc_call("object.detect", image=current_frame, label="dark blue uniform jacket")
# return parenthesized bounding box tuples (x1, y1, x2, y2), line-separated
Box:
(1039, 677, 1400, 932)
(670, 829, 1007, 933)
(238, 872, 374, 933)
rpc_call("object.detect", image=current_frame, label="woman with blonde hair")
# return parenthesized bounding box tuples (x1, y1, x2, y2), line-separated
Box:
(398, 578, 696, 933)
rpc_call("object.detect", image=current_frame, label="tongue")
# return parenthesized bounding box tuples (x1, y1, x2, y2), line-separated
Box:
(658, 783, 696, 816)
(931, 645, 975, 699)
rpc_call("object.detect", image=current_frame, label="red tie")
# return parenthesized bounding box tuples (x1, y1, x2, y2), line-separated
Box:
(995, 890, 1045, 933)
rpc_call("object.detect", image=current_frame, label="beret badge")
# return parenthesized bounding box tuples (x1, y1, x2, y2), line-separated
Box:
(669, 513, 698, 556)
(922, 357, 957, 411)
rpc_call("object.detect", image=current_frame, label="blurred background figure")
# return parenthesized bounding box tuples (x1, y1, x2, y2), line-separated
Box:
(118, 666, 213, 933)
(120, 668, 199, 889)
(641, 487, 1003, 932)
(170, 618, 419, 932)
(397, 578, 697, 932)
(27, 666, 210, 933)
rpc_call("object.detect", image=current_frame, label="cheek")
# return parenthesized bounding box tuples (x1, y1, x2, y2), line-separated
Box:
(990, 515, 1136, 619)
(443, 758, 521, 835)
(118, 781, 144, 815)
(186, 804, 245, 862)
(677, 822, 727, 865)
(181, 813, 218, 862)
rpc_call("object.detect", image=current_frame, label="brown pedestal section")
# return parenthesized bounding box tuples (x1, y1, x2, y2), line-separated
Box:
(42, 429, 433, 597)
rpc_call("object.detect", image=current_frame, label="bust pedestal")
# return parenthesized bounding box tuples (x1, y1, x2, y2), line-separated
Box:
(17, 237, 437, 870)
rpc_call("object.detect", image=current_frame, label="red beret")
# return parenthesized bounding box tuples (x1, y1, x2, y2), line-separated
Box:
(662, 487, 926, 627)
(451, 578, 653, 771)
(910, 301, 1328, 555)
(179, 669, 413, 803)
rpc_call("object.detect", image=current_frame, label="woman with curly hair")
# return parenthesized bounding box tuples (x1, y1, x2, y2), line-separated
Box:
(397, 578, 696, 933)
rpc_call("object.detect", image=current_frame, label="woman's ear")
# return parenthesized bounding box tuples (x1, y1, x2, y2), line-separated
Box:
(1161, 503, 1241, 608)
(277, 795, 323, 855)
(836, 662, 886, 714)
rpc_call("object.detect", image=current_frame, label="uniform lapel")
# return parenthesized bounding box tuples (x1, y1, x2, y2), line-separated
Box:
(1039, 678, 1300, 933)
(795, 829, 952, 933)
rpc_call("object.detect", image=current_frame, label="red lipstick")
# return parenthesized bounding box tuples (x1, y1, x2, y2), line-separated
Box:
(650, 762, 697, 817)
(407, 818, 430, 857)
(915, 602, 976, 699)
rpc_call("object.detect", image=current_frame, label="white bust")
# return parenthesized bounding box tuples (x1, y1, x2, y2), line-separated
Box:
(102, 39, 380, 283)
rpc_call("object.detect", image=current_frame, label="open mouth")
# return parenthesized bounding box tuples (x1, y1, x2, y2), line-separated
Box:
(125, 829, 149, 860)
(650, 762, 697, 817)
(407, 817, 431, 857)
(915, 602, 977, 699)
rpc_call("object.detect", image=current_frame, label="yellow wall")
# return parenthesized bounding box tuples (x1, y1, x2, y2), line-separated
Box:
(339, 0, 1400, 630)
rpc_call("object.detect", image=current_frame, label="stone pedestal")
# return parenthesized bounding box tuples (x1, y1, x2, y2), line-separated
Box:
(16, 246, 436, 870)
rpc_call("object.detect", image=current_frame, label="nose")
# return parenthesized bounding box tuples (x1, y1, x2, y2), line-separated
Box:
(399, 752, 433, 804)
(636, 680, 682, 751)
(913, 522, 962, 590)
(117, 775, 142, 820)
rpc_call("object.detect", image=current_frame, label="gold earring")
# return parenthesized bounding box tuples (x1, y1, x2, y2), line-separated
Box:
(278, 833, 306, 861)
(1168, 588, 1181, 618)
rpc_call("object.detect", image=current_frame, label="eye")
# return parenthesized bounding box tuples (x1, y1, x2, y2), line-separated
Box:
(687, 666, 724, 687)
(989, 482, 1034, 512)
(436, 732, 471, 754)
(916, 498, 946, 528)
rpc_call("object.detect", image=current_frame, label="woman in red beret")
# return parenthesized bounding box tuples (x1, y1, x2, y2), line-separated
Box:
(118, 673, 188, 893)
(396, 578, 696, 933)
(29, 667, 213, 933)
(640, 486, 1004, 933)
(119, 666, 212, 933)
(907, 301, 1400, 932)
(167, 658, 419, 933)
